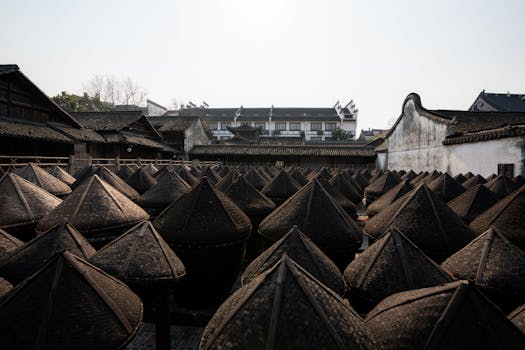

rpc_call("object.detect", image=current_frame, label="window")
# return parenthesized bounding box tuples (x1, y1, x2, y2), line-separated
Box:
(207, 122, 218, 130)
(310, 122, 322, 131)
(325, 122, 336, 131)
(254, 122, 266, 130)
(221, 122, 230, 130)
(310, 136, 322, 141)
(498, 163, 514, 178)
(289, 122, 301, 131)
(275, 122, 286, 131)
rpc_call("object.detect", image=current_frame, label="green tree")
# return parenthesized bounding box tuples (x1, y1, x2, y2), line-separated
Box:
(52, 91, 113, 112)
(331, 127, 354, 140)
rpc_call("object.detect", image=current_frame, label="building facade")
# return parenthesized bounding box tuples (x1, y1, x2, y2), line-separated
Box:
(177, 101, 358, 142)
(380, 93, 525, 177)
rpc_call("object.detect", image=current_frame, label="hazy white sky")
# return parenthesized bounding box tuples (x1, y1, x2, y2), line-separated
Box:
(1, 0, 524, 131)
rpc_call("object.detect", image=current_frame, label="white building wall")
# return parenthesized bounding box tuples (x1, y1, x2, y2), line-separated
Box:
(376, 152, 388, 170)
(146, 100, 167, 116)
(446, 138, 524, 177)
(183, 120, 211, 160)
(387, 99, 449, 172)
(385, 95, 525, 176)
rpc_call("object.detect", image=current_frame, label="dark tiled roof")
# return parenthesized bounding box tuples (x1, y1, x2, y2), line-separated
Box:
(178, 106, 355, 121)
(49, 123, 106, 143)
(0, 118, 74, 143)
(432, 109, 525, 133)
(122, 133, 178, 153)
(191, 144, 375, 157)
(0, 64, 20, 75)
(72, 111, 143, 131)
(148, 116, 199, 132)
(472, 91, 525, 112)
(158, 119, 196, 132)
(443, 124, 525, 145)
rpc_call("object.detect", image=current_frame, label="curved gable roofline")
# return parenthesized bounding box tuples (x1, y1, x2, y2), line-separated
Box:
(385, 93, 453, 139)
(1, 66, 83, 129)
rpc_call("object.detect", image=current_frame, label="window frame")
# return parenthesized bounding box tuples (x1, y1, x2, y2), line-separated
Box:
(310, 122, 322, 131)
(289, 122, 301, 131)
(254, 122, 266, 130)
(325, 122, 337, 131)
(275, 122, 287, 131)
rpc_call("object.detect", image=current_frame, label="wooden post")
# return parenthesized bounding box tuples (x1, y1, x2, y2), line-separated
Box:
(68, 155, 75, 175)
(115, 157, 120, 169)
(155, 286, 171, 350)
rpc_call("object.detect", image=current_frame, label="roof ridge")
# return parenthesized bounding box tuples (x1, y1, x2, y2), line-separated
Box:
(422, 185, 450, 247)
(149, 221, 185, 279)
(117, 223, 143, 277)
(484, 185, 524, 227)
(475, 228, 495, 283)
(266, 257, 287, 350)
(65, 252, 134, 334)
(34, 254, 64, 349)
(423, 282, 468, 349)
(382, 183, 420, 232)
(355, 231, 391, 288)
(9, 173, 35, 221)
(98, 176, 130, 222)
(201, 270, 266, 349)
(28, 163, 44, 188)
(286, 257, 346, 349)
(392, 230, 416, 290)
(297, 229, 327, 280)
(210, 179, 249, 234)
(366, 281, 464, 320)
(72, 176, 95, 218)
